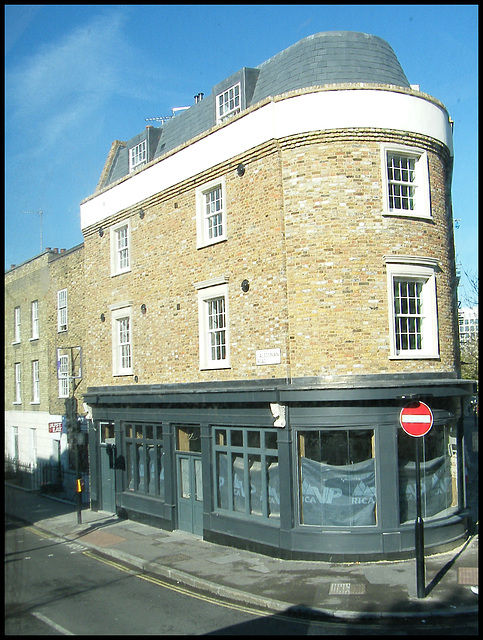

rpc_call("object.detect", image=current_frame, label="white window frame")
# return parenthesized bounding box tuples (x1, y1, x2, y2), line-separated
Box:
(13, 306, 21, 343)
(14, 363, 21, 404)
(216, 83, 241, 123)
(129, 140, 147, 172)
(385, 257, 439, 359)
(58, 354, 70, 398)
(110, 220, 131, 276)
(31, 360, 40, 404)
(111, 306, 133, 376)
(57, 289, 68, 332)
(196, 177, 227, 249)
(381, 144, 431, 220)
(31, 300, 39, 340)
(196, 280, 230, 370)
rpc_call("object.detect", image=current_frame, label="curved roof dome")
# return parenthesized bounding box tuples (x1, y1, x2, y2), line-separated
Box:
(251, 31, 410, 103)
(97, 31, 412, 190)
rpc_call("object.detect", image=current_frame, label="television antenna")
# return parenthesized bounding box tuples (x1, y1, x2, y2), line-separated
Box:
(145, 115, 173, 125)
(22, 209, 44, 253)
(145, 106, 191, 125)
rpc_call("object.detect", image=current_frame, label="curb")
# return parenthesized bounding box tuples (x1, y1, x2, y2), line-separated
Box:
(6, 505, 479, 621)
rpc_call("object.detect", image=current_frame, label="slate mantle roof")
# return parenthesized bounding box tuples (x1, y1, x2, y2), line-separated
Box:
(97, 31, 410, 192)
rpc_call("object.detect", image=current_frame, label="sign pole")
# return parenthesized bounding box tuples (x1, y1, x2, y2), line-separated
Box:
(414, 436, 426, 598)
(400, 400, 433, 599)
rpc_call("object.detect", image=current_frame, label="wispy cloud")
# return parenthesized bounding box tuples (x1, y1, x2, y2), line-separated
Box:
(6, 10, 151, 159)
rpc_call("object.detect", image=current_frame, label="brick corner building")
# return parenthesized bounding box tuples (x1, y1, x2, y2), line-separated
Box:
(80, 32, 474, 559)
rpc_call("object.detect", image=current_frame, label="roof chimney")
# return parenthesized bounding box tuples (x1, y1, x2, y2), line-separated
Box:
(194, 93, 204, 103)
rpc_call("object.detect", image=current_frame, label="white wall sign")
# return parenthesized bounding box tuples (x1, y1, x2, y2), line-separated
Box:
(256, 348, 281, 366)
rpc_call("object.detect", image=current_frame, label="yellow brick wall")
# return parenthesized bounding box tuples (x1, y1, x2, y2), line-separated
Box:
(83, 146, 290, 386)
(48, 246, 87, 416)
(5, 254, 51, 410)
(82, 129, 459, 388)
(281, 130, 458, 377)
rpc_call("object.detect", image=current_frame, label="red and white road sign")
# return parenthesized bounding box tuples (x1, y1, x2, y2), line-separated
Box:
(49, 422, 63, 433)
(400, 402, 433, 437)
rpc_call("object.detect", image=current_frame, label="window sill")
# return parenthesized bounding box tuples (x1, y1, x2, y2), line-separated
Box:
(30, 402, 40, 406)
(197, 237, 227, 250)
(110, 269, 131, 278)
(200, 363, 231, 371)
(389, 354, 440, 360)
(113, 372, 134, 377)
(29, 337, 39, 342)
(382, 210, 434, 223)
(13, 402, 22, 406)
(11, 341, 20, 345)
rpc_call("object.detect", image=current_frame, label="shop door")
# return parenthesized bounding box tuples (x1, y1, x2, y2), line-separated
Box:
(99, 423, 116, 513)
(176, 453, 203, 535)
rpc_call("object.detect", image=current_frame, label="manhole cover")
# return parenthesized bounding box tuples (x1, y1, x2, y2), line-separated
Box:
(329, 583, 366, 595)
(458, 567, 478, 585)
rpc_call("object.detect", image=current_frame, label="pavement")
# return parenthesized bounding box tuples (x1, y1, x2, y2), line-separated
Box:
(5, 482, 478, 621)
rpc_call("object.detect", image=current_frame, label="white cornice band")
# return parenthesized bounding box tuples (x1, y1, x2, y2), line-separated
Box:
(80, 89, 453, 230)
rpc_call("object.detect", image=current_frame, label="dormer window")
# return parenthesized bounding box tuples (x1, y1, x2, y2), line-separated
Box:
(216, 83, 241, 123)
(129, 140, 147, 172)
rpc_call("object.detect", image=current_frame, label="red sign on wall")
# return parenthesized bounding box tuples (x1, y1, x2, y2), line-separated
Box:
(49, 422, 63, 433)
(399, 402, 434, 437)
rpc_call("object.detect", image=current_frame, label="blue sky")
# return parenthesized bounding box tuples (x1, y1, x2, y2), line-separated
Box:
(5, 4, 478, 303)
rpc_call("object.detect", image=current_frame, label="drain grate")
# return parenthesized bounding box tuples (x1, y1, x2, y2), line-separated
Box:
(159, 553, 191, 563)
(329, 583, 366, 595)
(458, 567, 478, 585)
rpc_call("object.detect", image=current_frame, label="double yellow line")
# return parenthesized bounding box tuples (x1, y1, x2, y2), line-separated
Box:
(83, 550, 272, 617)
(12, 525, 325, 630)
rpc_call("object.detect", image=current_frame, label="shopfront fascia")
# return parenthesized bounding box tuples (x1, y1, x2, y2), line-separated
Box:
(84, 375, 474, 561)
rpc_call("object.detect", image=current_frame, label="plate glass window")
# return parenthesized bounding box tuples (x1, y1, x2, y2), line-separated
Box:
(398, 422, 458, 522)
(298, 429, 376, 526)
(213, 427, 279, 519)
(124, 423, 164, 498)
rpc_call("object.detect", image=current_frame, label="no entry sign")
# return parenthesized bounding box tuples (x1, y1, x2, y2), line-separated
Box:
(400, 401, 433, 437)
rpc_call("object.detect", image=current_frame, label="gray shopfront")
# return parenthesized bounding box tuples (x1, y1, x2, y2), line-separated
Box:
(85, 375, 473, 560)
